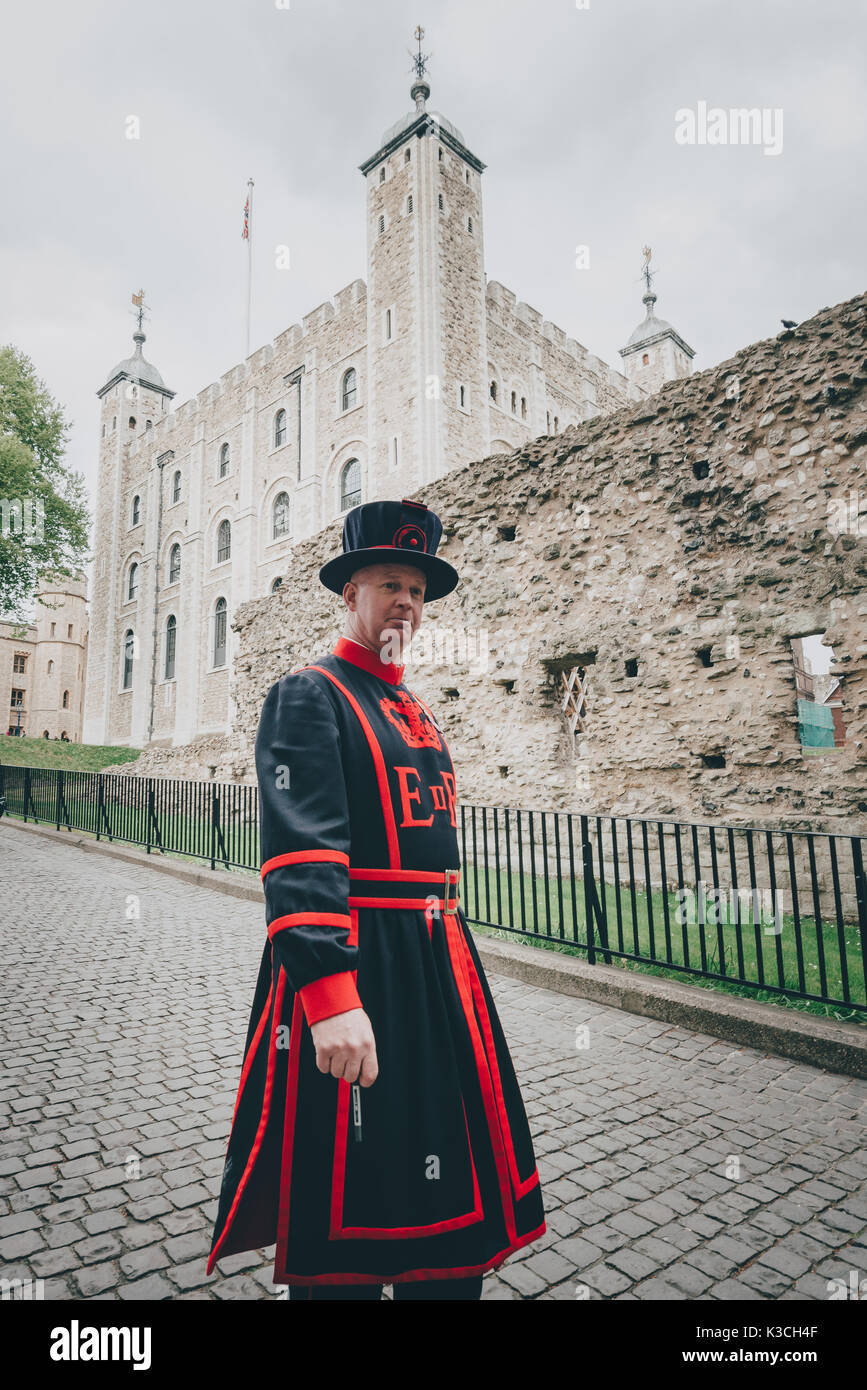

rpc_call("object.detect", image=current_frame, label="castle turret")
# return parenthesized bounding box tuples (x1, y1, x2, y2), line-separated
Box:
(358, 29, 489, 488)
(84, 298, 174, 745)
(619, 248, 694, 394)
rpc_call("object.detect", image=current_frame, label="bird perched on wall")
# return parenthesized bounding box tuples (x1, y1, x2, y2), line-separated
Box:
(781, 319, 798, 329)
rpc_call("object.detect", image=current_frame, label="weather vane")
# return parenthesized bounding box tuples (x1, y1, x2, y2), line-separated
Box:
(641, 247, 655, 294)
(409, 24, 430, 80)
(130, 289, 150, 332)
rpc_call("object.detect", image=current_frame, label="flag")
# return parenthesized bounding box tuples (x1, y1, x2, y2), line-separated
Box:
(242, 197, 249, 240)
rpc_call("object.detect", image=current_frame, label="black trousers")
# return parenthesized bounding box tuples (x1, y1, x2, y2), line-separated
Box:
(288, 1274, 483, 1300)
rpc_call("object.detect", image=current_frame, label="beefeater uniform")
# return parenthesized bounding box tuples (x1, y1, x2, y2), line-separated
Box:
(206, 499, 546, 1291)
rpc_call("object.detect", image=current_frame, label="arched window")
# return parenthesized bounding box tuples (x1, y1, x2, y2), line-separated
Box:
(342, 368, 357, 412)
(128, 562, 139, 600)
(213, 598, 227, 667)
(274, 409, 287, 446)
(169, 543, 181, 584)
(132, 495, 141, 525)
(273, 492, 291, 538)
(511, 391, 516, 413)
(459, 385, 466, 407)
(406, 195, 413, 214)
(47, 660, 54, 674)
(145, 419, 152, 431)
(378, 215, 385, 235)
(546, 411, 551, 432)
(128, 416, 136, 429)
(468, 216, 473, 233)
(438, 147, 443, 161)
(340, 458, 361, 511)
(62, 690, 69, 708)
(122, 630, 134, 689)
(217, 518, 231, 563)
(172, 470, 181, 503)
(438, 193, 444, 211)
(521, 397, 527, 419)
(642, 352, 649, 365)
(165, 615, 176, 679)
(404, 148, 411, 163)
(379, 166, 386, 183)
(219, 442, 230, 478)
(554, 416, 559, 432)
(271, 577, 283, 592)
(490, 381, 497, 403)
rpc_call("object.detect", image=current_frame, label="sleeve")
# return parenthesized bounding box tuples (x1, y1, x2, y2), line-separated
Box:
(255, 671, 363, 1027)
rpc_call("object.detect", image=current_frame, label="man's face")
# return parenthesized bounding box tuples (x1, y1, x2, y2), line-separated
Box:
(342, 563, 426, 660)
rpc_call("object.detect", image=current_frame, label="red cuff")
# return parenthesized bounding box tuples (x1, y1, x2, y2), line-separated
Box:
(298, 971, 363, 1026)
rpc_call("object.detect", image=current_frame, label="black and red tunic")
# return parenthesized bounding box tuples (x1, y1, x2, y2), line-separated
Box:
(206, 636, 546, 1287)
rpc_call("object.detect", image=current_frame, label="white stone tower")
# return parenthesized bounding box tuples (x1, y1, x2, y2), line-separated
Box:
(360, 28, 490, 491)
(84, 295, 174, 746)
(619, 247, 694, 394)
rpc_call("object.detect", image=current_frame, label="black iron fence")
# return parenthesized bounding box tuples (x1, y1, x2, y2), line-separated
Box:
(2, 762, 866, 1013)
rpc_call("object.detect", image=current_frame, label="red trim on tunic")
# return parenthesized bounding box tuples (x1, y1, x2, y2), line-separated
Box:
(262, 848, 350, 880)
(333, 636, 405, 686)
(298, 970, 363, 1026)
(226, 982, 273, 1133)
(298, 664, 402, 870)
(275, 989, 304, 1277)
(349, 867, 456, 883)
(267, 910, 351, 939)
(208, 968, 288, 1272)
(442, 908, 520, 1244)
(274, 1221, 548, 1287)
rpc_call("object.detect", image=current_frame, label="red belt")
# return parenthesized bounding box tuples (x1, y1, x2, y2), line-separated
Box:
(347, 866, 460, 914)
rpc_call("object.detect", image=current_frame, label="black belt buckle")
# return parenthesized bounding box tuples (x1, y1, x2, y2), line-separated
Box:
(444, 868, 460, 914)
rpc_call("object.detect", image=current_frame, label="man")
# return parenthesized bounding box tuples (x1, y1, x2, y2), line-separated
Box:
(206, 498, 546, 1299)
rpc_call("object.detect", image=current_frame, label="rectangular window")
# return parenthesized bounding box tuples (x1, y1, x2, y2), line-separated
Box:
(791, 635, 845, 752)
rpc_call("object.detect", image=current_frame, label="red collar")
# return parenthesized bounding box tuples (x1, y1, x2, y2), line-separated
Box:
(333, 636, 405, 685)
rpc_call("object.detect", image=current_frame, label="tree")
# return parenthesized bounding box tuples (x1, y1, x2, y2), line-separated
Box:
(0, 344, 90, 620)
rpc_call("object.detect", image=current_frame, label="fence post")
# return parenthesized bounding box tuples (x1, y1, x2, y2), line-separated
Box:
(581, 814, 596, 965)
(210, 784, 217, 871)
(55, 769, 62, 831)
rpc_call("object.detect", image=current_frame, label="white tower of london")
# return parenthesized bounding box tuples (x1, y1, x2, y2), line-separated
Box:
(84, 54, 692, 751)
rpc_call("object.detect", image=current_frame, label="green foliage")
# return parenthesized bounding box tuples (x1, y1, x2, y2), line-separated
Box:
(0, 344, 91, 618)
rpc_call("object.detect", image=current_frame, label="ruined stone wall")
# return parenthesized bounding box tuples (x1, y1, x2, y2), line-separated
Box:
(110, 291, 867, 837)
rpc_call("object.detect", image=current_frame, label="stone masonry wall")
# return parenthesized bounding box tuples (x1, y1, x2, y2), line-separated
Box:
(109, 291, 867, 836)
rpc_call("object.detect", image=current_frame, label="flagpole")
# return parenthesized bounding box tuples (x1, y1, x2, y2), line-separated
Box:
(245, 177, 254, 358)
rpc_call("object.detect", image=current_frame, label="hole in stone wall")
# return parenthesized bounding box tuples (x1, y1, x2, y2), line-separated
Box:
(494, 678, 515, 692)
(443, 688, 460, 700)
(692, 461, 710, 480)
(700, 752, 726, 768)
(697, 646, 713, 668)
(497, 524, 516, 541)
(625, 658, 638, 677)
(790, 633, 846, 753)
(498, 765, 509, 778)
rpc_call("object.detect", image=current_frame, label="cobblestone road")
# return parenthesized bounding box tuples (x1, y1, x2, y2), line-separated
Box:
(1, 821, 866, 1301)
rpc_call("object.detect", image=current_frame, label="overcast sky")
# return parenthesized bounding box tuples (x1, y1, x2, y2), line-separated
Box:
(2, 0, 864, 608)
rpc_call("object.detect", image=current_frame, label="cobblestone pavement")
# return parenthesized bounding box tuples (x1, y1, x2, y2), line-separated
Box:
(1, 820, 866, 1302)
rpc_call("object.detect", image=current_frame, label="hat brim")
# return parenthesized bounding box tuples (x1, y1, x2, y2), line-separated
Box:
(319, 547, 459, 602)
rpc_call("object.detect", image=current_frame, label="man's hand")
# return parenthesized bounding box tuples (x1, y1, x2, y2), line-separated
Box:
(309, 1007, 378, 1086)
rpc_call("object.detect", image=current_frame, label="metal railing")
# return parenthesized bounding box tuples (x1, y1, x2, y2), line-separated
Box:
(2, 762, 865, 1012)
